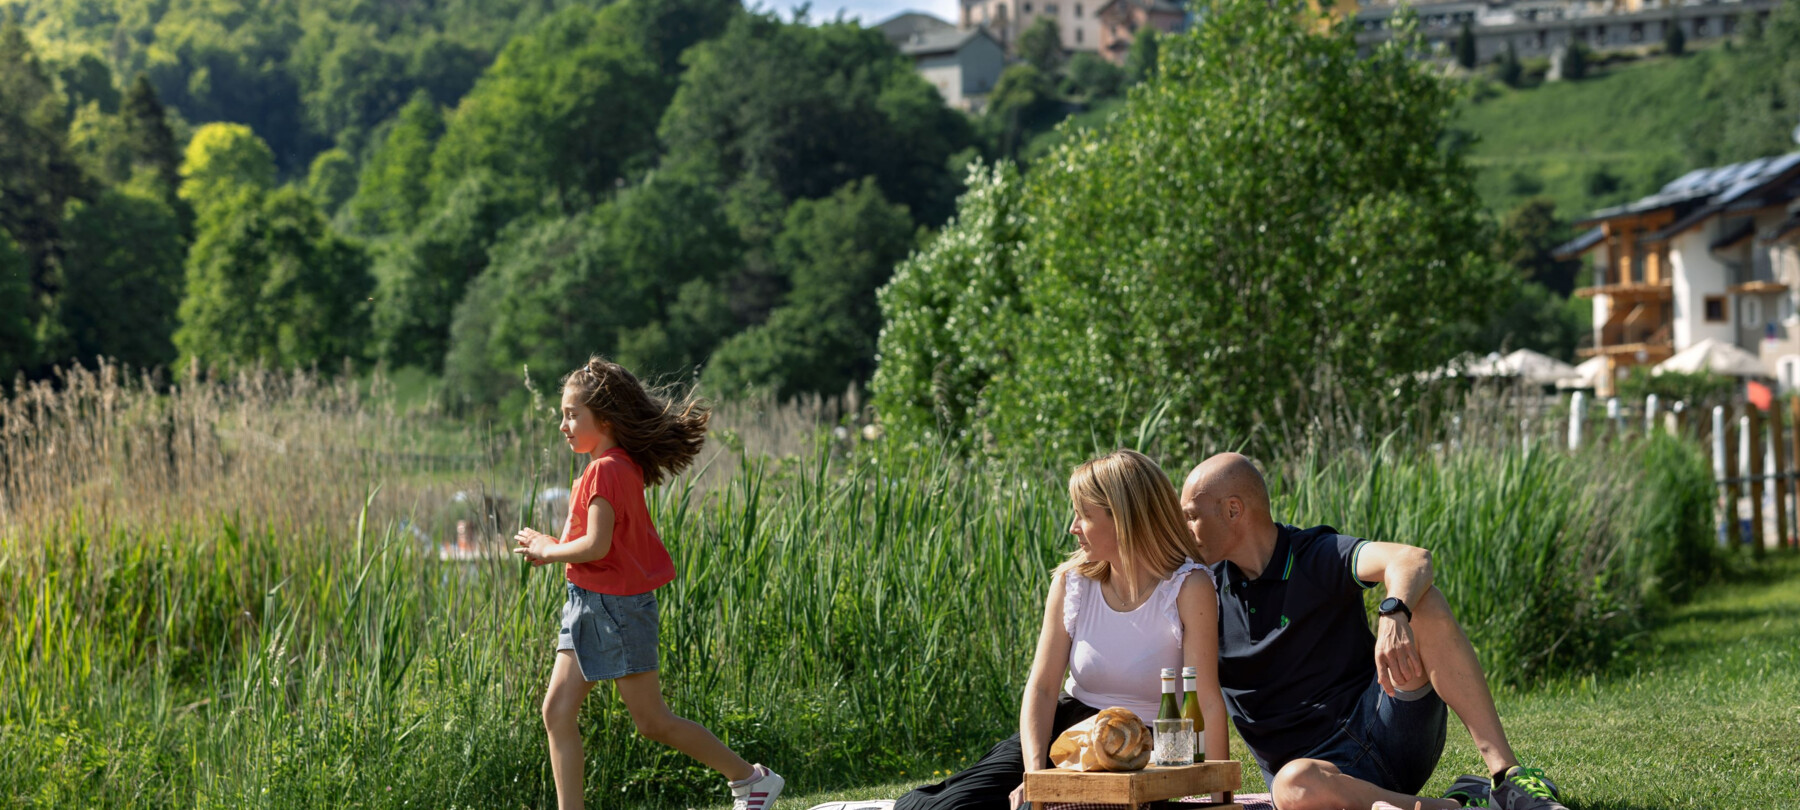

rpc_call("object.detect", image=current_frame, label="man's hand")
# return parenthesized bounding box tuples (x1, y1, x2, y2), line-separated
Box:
(512, 528, 555, 566)
(1375, 613, 1425, 696)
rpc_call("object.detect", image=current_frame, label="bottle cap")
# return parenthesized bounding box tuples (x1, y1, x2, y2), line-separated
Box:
(1160, 667, 1179, 678)
(1181, 666, 1198, 677)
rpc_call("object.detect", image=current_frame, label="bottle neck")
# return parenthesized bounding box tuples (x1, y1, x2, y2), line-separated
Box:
(1162, 679, 1179, 694)
(1183, 678, 1197, 691)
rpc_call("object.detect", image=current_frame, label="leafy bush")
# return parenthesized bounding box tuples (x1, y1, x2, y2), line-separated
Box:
(874, 0, 1503, 460)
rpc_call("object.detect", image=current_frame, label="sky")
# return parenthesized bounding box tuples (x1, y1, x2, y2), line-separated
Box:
(783, 0, 961, 25)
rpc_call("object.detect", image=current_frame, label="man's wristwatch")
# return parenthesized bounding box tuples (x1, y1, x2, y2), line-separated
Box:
(1378, 597, 1412, 622)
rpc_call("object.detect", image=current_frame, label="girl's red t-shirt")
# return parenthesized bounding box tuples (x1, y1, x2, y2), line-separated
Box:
(561, 447, 676, 595)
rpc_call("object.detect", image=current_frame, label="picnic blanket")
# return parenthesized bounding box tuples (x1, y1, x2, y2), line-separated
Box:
(803, 795, 1277, 810)
(1041, 794, 1275, 810)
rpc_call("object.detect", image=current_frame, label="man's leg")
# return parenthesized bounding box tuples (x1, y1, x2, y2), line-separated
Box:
(1402, 586, 1519, 778)
(1270, 759, 1459, 810)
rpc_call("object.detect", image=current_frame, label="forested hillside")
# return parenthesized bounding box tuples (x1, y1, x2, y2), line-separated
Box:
(0, 0, 978, 410)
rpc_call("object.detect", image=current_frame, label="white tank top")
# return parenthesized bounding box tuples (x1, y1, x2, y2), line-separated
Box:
(1061, 560, 1207, 724)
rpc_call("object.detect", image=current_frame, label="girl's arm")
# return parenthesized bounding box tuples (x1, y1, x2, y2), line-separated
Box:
(515, 497, 615, 564)
(1019, 571, 1074, 773)
(1178, 573, 1229, 762)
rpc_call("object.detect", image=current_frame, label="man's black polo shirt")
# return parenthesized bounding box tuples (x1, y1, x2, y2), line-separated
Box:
(1210, 523, 1379, 773)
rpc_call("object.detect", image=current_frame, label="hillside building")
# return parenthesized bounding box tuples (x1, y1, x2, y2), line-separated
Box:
(1557, 152, 1800, 396)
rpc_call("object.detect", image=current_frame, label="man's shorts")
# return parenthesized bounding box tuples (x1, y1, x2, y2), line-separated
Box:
(1261, 677, 1448, 795)
(556, 583, 660, 681)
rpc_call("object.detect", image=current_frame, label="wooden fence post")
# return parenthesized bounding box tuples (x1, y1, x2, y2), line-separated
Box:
(1770, 402, 1789, 551)
(1791, 396, 1800, 552)
(1717, 406, 1736, 548)
(1749, 406, 1766, 560)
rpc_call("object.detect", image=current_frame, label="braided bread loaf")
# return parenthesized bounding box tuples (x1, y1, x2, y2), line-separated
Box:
(1049, 707, 1153, 772)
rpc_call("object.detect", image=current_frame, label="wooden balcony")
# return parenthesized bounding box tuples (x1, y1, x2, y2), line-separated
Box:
(1574, 281, 1673, 302)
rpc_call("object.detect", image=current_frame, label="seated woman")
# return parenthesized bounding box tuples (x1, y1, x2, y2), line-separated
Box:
(896, 448, 1229, 810)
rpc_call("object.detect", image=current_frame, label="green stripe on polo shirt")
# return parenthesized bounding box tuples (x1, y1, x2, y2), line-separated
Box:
(1350, 540, 1378, 589)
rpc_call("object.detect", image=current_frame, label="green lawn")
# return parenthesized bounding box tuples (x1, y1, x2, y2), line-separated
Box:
(1456, 48, 1735, 219)
(716, 554, 1800, 809)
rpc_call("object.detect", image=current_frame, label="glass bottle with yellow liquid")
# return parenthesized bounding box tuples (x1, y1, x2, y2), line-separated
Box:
(1180, 665, 1205, 761)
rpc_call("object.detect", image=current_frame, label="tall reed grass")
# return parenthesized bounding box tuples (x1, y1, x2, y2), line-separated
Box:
(0, 367, 1717, 807)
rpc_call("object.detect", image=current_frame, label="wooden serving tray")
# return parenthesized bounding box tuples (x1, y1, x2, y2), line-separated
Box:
(1023, 760, 1243, 810)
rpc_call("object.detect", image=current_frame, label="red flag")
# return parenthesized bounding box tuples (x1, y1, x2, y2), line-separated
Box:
(1748, 380, 1774, 411)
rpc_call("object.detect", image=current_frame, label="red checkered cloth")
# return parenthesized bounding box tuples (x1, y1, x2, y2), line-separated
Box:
(1041, 793, 1275, 810)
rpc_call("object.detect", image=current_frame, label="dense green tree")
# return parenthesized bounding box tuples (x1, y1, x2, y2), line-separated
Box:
(120, 74, 183, 200)
(0, 232, 32, 383)
(0, 22, 87, 297)
(344, 90, 443, 235)
(370, 170, 522, 370)
(1125, 27, 1159, 85)
(1559, 41, 1589, 81)
(54, 188, 185, 369)
(703, 179, 915, 398)
(177, 122, 277, 221)
(871, 161, 1027, 437)
(1468, 279, 1588, 361)
(1455, 21, 1477, 69)
(983, 63, 1062, 160)
(1496, 42, 1523, 87)
(305, 147, 357, 215)
(56, 51, 118, 114)
(443, 170, 740, 400)
(1068, 51, 1125, 99)
(659, 11, 975, 226)
(1498, 198, 1581, 295)
(1019, 17, 1064, 74)
(174, 186, 372, 368)
(427, 4, 661, 213)
(874, 0, 1503, 457)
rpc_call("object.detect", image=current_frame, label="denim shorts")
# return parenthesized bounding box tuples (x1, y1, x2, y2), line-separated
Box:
(1262, 678, 1448, 795)
(556, 583, 660, 682)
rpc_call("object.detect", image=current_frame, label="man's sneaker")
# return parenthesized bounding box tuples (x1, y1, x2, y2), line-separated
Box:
(1490, 766, 1567, 810)
(731, 764, 785, 810)
(1444, 774, 1491, 807)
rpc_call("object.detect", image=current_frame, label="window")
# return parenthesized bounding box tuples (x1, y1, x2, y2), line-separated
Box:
(1075, 2, 1084, 17)
(1075, 26, 1083, 43)
(1023, 2, 1033, 12)
(1046, 2, 1058, 13)
(1743, 297, 1762, 327)
(1705, 296, 1727, 323)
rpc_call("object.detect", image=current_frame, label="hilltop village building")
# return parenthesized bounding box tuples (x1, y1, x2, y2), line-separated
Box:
(1353, 0, 1780, 63)
(1557, 153, 1800, 397)
(873, 13, 1006, 111)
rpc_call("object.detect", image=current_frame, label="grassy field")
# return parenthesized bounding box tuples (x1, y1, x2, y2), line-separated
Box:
(1455, 48, 1734, 218)
(0, 369, 1743, 808)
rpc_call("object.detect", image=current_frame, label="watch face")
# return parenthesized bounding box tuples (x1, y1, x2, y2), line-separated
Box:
(1379, 597, 1401, 614)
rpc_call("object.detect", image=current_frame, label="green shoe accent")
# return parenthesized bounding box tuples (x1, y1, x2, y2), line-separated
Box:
(1505, 766, 1557, 799)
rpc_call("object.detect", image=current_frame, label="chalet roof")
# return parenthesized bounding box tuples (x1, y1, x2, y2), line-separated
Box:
(1552, 226, 1604, 260)
(874, 11, 956, 46)
(896, 26, 993, 56)
(1577, 152, 1800, 235)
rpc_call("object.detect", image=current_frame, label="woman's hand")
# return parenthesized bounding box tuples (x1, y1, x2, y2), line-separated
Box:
(512, 528, 555, 565)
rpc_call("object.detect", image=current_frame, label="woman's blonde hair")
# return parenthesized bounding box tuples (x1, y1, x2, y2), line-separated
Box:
(1057, 449, 1199, 592)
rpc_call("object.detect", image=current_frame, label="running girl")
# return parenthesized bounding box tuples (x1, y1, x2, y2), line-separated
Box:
(513, 357, 783, 810)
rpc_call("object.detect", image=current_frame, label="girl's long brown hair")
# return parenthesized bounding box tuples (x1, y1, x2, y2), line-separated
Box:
(561, 356, 709, 486)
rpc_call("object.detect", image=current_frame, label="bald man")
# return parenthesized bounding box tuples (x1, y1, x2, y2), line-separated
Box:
(1179, 453, 1568, 810)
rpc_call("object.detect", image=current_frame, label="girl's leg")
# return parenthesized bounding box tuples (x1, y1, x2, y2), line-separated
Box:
(544, 651, 598, 810)
(613, 669, 754, 782)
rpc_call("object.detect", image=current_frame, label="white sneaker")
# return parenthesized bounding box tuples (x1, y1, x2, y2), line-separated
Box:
(730, 764, 785, 810)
